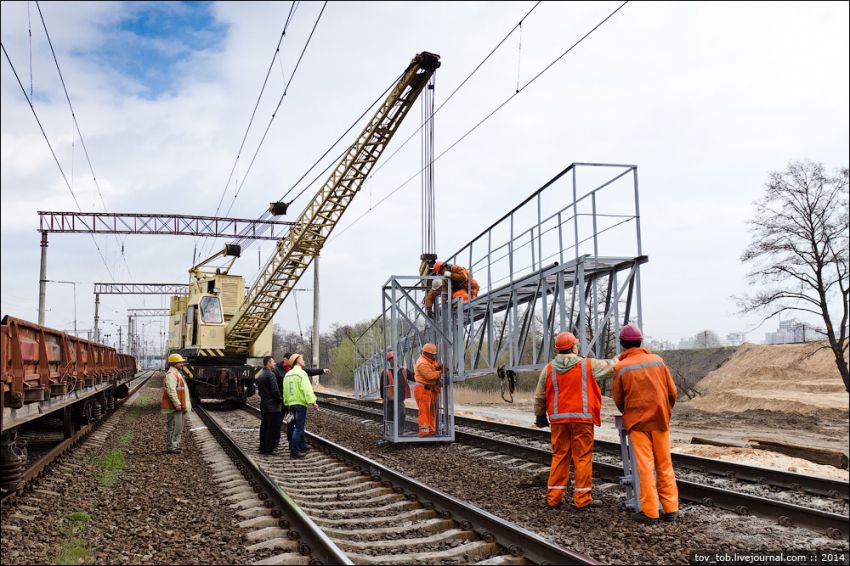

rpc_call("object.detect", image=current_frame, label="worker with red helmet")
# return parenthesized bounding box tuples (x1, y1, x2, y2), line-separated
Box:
(612, 324, 679, 523)
(534, 331, 618, 509)
(425, 260, 480, 315)
(413, 343, 444, 436)
(382, 351, 412, 433)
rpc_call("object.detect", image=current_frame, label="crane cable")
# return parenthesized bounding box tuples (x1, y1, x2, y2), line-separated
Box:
(328, 1, 630, 244)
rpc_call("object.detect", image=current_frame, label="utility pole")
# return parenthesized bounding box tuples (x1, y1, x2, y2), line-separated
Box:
(38, 231, 48, 325)
(128, 315, 133, 356)
(118, 326, 123, 353)
(313, 255, 320, 372)
(52, 280, 77, 336)
(93, 293, 100, 342)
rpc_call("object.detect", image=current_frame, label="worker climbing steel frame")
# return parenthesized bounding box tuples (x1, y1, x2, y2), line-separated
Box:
(356, 162, 647, 444)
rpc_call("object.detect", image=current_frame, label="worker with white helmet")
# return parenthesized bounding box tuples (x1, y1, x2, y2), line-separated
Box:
(162, 353, 192, 454)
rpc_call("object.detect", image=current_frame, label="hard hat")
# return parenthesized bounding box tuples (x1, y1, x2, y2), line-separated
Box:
(620, 324, 643, 341)
(167, 353, 186, 364)
(554, 331, 577, 351)
(432, 261, 444, 274)
(422, 343, 437, 355)
(431, 278, 443, 291)
(386, 351, 394, 361)
(288, 353, 303, 367)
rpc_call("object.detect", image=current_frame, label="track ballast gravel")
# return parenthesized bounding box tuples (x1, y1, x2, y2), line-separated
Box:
(0, 377, 257, 565)
(308, 409, 849, 565)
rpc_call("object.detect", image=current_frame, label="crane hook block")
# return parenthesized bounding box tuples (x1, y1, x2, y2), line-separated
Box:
(268, 201, 289, 216)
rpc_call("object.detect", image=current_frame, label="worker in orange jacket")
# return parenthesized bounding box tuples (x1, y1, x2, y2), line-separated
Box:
(425, 261, 480, 315)
(534, 332, 617, 509)
(413, 343, 444, 437)
(612, 324, 679, 523)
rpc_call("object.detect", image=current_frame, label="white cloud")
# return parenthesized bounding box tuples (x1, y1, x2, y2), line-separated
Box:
(2, 1, 847, 350)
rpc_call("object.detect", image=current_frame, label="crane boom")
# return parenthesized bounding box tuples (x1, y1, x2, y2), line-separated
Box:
(225, 51, 441, 353)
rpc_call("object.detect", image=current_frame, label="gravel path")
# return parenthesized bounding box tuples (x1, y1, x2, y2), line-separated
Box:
(0, 377, 259, 565)
(308, 410, 849, 565)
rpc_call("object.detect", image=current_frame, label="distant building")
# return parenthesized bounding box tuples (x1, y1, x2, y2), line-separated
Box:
(725, 332, 746, 346)
(764, 320, 822, 344)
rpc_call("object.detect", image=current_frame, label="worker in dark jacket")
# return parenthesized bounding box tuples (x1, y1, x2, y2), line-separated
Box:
(382, 351, 412, 434)
(257, 356, 282, 455)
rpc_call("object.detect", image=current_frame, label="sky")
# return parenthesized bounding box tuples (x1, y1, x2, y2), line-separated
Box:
(1, 0, 848, 352)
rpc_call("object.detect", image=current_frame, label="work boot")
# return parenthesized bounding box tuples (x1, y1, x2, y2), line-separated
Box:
(662, 511, 679, 522)
(573, 500, 603, 511)
(631, 512, 659, 524)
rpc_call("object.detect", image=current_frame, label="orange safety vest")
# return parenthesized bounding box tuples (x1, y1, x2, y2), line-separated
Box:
(545, 358, 601, 426)
(162, 368, 188, 410)
(385, 368, 411, 400)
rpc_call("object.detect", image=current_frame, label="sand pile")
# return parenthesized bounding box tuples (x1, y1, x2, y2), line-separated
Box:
(672, 444, 849, 481)
(685, 342, 848, 416)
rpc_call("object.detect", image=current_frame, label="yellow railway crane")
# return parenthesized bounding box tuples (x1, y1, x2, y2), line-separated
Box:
(167, 51, 440, 402)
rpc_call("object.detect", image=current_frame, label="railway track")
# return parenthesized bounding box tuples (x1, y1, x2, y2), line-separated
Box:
(196, 402, 598, 565)
(313, 393, 849, 540)
(0, 370, 156, 506)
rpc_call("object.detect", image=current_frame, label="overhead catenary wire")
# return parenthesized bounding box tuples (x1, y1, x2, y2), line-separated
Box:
(35, 1, 135, 282)
(1, 41, 121, 287)
(221, 1, 328, 220)
(199, 1, 299, 259)
(231, 1, 542, 258)
(224, 69, 404, 273)
(328, 1, 629, 244)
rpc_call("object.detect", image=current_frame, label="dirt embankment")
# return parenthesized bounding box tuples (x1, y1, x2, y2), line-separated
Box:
(685, 342, 848, 417)
(657, 347, 738, 399)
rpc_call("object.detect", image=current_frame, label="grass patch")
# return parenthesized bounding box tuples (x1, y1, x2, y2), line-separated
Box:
(95, 447, 127, 486)
(56, 512, 94, 565)
(63, 511, 91, 523)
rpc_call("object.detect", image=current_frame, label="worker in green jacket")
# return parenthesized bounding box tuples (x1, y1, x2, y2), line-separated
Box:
(283, 353, 319, 459)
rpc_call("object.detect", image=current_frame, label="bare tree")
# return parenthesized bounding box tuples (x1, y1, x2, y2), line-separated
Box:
(738, 160, 849, 391)
(693, 329, 722, 348)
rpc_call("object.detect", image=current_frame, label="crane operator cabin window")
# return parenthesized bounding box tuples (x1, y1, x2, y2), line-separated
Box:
(199, 296, 223, 324)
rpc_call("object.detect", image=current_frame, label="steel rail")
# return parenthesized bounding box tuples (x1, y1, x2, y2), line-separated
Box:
(1, 370, 155, 506)
(195, 404, 352, 565)
(239, 404, 597, 565)
(315, 391, 850, 501)
(315, 395, 849, 540)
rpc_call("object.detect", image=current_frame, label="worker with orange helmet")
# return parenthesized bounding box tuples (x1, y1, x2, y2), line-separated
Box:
(612, 324, 679, 524)
(383, 351, 412, 433)
(425, 261, 480, 315)
(413, 343, 444, 437)
(534, 331, 618, 509)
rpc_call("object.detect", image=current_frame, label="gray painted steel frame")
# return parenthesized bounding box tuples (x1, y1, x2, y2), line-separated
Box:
(355, 163, 646, 443)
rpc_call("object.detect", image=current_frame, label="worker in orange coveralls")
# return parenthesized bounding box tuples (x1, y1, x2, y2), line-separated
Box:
(612, 324, 679, 524)
(534, 331, 617, 510)
(413, 343, 444, 437)
(425, 261, 480, 315)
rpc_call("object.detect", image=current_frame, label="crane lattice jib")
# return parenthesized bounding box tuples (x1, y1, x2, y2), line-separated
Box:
(225, 52, 441, 354)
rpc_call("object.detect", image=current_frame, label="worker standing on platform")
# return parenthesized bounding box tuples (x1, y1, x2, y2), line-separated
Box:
(413, 343, 443, 437)
(257, 356, 282, 455)
(382, 352, 412, 433)
(425, 261, 480, 315)
(284, 353, 319, 459)
(534, 332, 617, 510)
(612, 324, 679, 524)
(162, 353, 192, 454)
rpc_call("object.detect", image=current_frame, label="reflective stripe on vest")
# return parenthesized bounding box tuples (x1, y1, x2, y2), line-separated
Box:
(548, 359, 593, 420)
(162, 369, 187, 410)
(617, 359, 665, 375)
